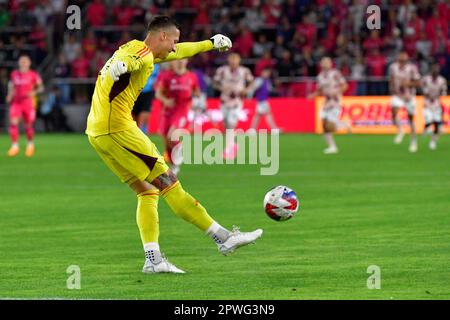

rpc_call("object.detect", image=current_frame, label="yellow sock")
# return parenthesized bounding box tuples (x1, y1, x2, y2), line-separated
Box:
(136, 190, 160, 244)
(162, 181, 214, 232)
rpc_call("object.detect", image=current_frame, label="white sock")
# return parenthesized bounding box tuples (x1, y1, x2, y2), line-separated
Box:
(143, 242, 160, 252)
(431, 134, 438, 143)
(206, 221, 229, 244)
(11, 142, 18, 148)
(324, 133, 336, 149)
(27, 141, 34, 146)
(144, 242, 162, 263)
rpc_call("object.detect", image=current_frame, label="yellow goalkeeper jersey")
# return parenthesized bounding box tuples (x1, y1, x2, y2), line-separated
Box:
(86, 39, 213, 137)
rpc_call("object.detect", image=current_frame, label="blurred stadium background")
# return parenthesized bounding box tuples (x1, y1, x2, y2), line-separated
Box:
(1, 0, 449, 133)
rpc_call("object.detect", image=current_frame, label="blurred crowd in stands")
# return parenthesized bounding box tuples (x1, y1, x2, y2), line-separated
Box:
(1, 0, 450, 106)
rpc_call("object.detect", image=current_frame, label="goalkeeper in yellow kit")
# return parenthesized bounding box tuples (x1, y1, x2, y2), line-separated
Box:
(86, 16, 263, 273)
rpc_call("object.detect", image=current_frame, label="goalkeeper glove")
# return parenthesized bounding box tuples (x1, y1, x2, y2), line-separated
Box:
(210, 34, 232, 52)
(109, 61, 128, 82)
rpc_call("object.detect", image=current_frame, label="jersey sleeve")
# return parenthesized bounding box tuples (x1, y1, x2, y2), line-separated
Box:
(411, 65, 421, 81)
(316, 74, 323, 90)
(245, 67, 254, 83)
(191, 72, 200, 91)
(147, 64, 159, 87)
(34, 72, 43, 85)
(120, 54, 146, 73)
(214, 66, 224, 83)
(155, 71, 167, 91)
(252, 78, 264, 90)
(10, 71, 17, 85)
(154, 40, 214, 64)
(248, 77, 263, 97)
(336, 70, 347, 86)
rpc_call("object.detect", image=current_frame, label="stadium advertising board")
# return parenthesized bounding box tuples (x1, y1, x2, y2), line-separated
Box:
(149, 98, 316, 133)
(315, 96, 450, 134)
(148, 97, 450, 134)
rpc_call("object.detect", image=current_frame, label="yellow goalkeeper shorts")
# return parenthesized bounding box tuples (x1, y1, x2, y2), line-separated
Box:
(88, 126, 169, 184)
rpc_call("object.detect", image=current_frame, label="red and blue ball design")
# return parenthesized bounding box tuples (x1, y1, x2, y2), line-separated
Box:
(264, 186, 299, 221)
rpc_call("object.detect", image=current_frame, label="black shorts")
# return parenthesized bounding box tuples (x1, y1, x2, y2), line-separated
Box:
(132, 91, 154, 117)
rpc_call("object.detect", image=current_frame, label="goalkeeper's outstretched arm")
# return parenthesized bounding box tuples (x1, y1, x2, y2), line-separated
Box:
(155, 41, 213, 64)
(155, 34, 232, 64)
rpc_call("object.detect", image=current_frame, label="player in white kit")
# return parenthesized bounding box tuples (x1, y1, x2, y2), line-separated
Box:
(421, 63, 447, 150)
(214, 53, 254, 159)
(308, 57, 349, 154)
(388, 51, 421, 152)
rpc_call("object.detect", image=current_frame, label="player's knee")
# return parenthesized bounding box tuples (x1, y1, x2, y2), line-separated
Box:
(10, 118, 19, 126)
(129, 180, 157, 195)
(434, 122, 441, 134)
(23, 121, 33, 129)
(392, 108, 398, 120)
(150, 170, 178, 192)
(323, 121, 335, 133)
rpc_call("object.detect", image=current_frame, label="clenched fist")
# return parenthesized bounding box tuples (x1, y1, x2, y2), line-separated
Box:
(210, 34, 232, 52)
(109, 61, 128, 82)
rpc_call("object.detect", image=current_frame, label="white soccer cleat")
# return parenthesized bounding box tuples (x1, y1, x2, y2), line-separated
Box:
(142, 254, 185, 274)
(409, 141, 418, 153)
(394, 132, 404, 144)
(323, 146, 338, 154)
(429, 140, 437, 150)
(218, 226, 263, 255)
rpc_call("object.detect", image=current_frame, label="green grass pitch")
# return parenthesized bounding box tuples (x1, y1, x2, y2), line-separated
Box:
(0, 133, 449, 300)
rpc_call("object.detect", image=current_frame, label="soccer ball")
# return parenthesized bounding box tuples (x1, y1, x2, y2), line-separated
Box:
(263, 185, 299, 221)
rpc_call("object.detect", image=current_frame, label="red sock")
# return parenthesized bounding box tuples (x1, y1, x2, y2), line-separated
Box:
(9, 124, 19, 144)
(25, 125, 34, 142)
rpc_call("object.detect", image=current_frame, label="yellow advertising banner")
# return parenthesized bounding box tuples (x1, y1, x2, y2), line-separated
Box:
(315, 96, 450, 134)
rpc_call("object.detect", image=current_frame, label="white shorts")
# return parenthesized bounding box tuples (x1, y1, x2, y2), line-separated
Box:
(391, 96, 416, 115)
(192, 93, 207, 111)
(221, 106, 241, 128)
(256, 101, 270, 115)
(320, 107, 341, 124)
(423, 108, 442, 124)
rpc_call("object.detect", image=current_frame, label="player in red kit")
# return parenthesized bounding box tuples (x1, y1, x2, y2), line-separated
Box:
(155, 59, 200, 174)
(6, 55, 44, 157)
